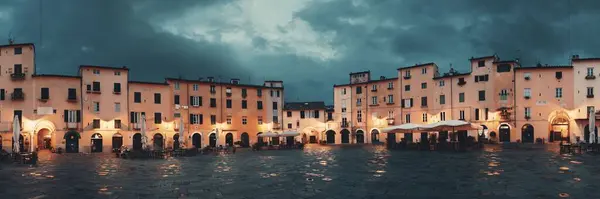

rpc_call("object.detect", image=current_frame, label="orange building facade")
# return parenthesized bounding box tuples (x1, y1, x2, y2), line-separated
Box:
(0, 43, 283, 153)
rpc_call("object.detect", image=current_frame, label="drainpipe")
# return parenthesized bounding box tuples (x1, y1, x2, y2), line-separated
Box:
(365, 83, 368, 144)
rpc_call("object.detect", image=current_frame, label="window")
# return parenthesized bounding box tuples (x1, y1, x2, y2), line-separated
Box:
(421, 97, 427, 107)
(402, 98, 413, 108)
(68, 88, 76, 100)
(357, 110, 362, 122)
(270, 90, 274, 96)
(524, 88, 531, 98)
(174, 82, 180, 90)
(459, 93, 465, 103)
(0, 89, 4, 100)
(301, 111, 306, 119)
(113, 83, 121, 93)
(210, 115, 216, 125)
(258, 116, 263, 124)
(314, 110, 320, 118)
(92, 69, 100, 75)
(439, 95, 445, 105)
(588, 68, 595, 76)
(327, 112, 333, 120)
(485, 108, 489, 120)
(478, 60, 485, 67)
(524, 72, 531, 79)
(64, 110, 80, 123)
(226, 99, 232, 108)
(371, 85, 377, 91)
(474, 75, 489, 82)
(404, 70, 411, 77)
(297, 121, 300, 127)
(189, 114, 203, 124)
(479, 90, 486, 101)
(405, 114, 411, 123)
(227, 116, 232, 125)
(114, 71, 121, 76)
(387, 95, 394, 103)
(190, 96, 201, 106)
(226, 88, 232, 95)
(497, 64, 511, 72)
(388, 111, 394, 119)
(257, 101, 263, 109)
(86, 84, 92, 92)
(192, 84, 199, 91)
(439, 80, 445, 87)
(93, 102, 100, 112)
(525, 107, 531, 118)
(588, 87, 594, 97)
(459, 110, 465, 120)
(287, 111, 292, 117)
(242, 100, 247, 109)
(356, 86, 362, 94)
(210, 98, 217, 107)
(556, 88, 563, 98)
(276, 91, 280, 97)
(154, 93, 161, 104)
(341, 88, 347, 95)
(115, 103, 120, 112)
(210, 85, 216, 93)
(93, 119, 100, 128)
(114, 119, 121, 129)
(174, 113, 181, 118)
(440, 112, 446, 121)
(421, 68, 427, 74)
(500, 89, 508, 101)
(174, 95, 180, 105)
(257, 89, 262, 96)
(356, 98, 362, 106)
(475, 109, 480, 120)
(134, 92, 141, 103)
(388, 82, 394, 89)
(371, 96, 378, 105)
(404, 85, 410, 91)
(92, 82, 101, 92)
(422, 113, 427, 122)
(130, 112, 143, 124)
(242, 89, 247, 97)
(154, 112, 162, 124)
(14, 47, 22, 55)
(273, 102, 278, 110)
(288, 123, 292, 129)
(556, 71, 563, 79)
(242, 116, 247, 125)
(40, 87, 49, 100)
(421, 82, 427, 89)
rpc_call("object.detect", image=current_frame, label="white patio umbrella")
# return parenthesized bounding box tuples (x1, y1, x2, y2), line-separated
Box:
(258, 131, 279, 137)
(13, 115, 20, 154)
(280, 131, 300, 137)
(140, 115, 148, 150)
(590, 108, 595, 143)
(178, 117, 185, 147)
(382, 123, 424, 133)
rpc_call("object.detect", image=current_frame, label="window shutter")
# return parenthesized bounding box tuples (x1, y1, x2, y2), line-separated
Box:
(315, 110, 319, 118)
(174, 95, 180, 105)
(0, 89, 4, 100)
(190, 114, 194, 124)
(64, 110, 69, 122)
(76, 110, 81, 122)
(410, 98, 413, 107)
(190, 96, 194, 106)
(401, 100, 405, 108)
(199, 114, 203, 124)
(199, 97, 202, 106)
(130, 112, 135, 123)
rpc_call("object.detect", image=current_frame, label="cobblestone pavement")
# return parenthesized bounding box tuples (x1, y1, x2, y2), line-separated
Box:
(0, 144, 598, 199)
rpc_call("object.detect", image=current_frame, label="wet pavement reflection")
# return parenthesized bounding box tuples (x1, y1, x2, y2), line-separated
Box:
(1, 144, 600, 198)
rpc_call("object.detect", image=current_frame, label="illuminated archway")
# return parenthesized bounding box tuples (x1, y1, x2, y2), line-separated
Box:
(521, 124, 534, 143)
(549, 111, 570, 142)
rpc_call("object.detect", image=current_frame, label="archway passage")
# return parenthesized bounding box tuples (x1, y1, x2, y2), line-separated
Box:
(371, 129, 380, 143)
(356, 130, 365, 144)
(225, 133, 234, 146)
(286, 136, 295, 146)
(550, 116, 570, 142)
(257, 132, 264, 145)
(64, 131, 80, 153)
(209, 133, 217, 147)
(132, 133, 142, 150)
(326, 130, 335, 144)
(91, 133, 103, 153)
(584, 125, 598, 143)
(521, 124, 535, 143)
(192, 133, 202, 148)
(499, 124, 511, 142)
(241, 132, 249, 147)
(112, 133, 123, 150)
(173, 134, 180, 149)
(37, 128, 52, 150)
(341, 129, 350, 144)
(153, 133, 164, 149)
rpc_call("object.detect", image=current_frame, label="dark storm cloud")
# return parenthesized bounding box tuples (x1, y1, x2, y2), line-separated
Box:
(1, 0, 246, 82)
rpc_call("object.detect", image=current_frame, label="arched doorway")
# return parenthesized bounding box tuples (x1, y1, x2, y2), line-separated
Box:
(225, 133, 234, 146)
(209, 133, 217, 147)
(371, 129, 380, 143)
(112, 133, 123, 150)
(257, 132, 264, 145)
(37, 128, 52, 150)
(499, 124, 511, 142)
(241, 132, 249, 147)
(550, 115, 570, 142)
(341, 129, 350, 144)
(286, 136, 295, 146)
(64, 131, 79, 153)
(153, 133, 164, 150)
(326, 130, 335, 144)
(173, 133, 180, 149)
(356, 130, 365, 144)
(192, 133, 202, 148)
(91, 133, 103, 153)
(521, 124, 534, 143)
(132, 133, 142, 150)
(584, 125, 598, 143)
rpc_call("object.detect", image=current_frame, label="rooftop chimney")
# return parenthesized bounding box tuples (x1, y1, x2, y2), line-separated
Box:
(572, 55, 580, 59)
(231, 78, 240, 84)
(380, 76, 386, 80)
(207, 77, 214, 82)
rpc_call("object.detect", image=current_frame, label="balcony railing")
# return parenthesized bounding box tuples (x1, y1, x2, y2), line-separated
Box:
(457, 81, 466, 86)
(11, 92, 24, 101)
(10, 73, 25, 80)
(524, 76, 530, 80)
(587, 94, 594, 98)
(525, 116, 531, 120)
(387, 87, 393, 90)
(131, 123, 141, 130)
(387, 118, 395, 125)
(403, 75, 411, 80)
(586, 75, 596, 80)
(67, 122, 79, 129)
(226, 93, 232, 97)
(524, 96, 530, 99)
(341, 122, 350, 128)
(371, 89, 377, 92)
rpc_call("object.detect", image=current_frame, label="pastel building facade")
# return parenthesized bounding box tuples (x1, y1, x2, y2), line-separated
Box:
(0, 43, 284, 153)
(283, 102, 334, 144)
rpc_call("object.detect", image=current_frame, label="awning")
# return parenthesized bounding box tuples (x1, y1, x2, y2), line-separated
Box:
(280, 131, 300, 137)
(258, 131, 279, 137)
(382, 123, 424, 133)
(64, 130, 81, 139)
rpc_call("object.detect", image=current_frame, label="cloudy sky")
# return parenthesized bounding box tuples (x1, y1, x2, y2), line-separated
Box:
(0, 0, 599, 104)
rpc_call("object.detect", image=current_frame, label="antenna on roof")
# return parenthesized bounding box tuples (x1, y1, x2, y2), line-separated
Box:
(8, 32, 14, 44)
